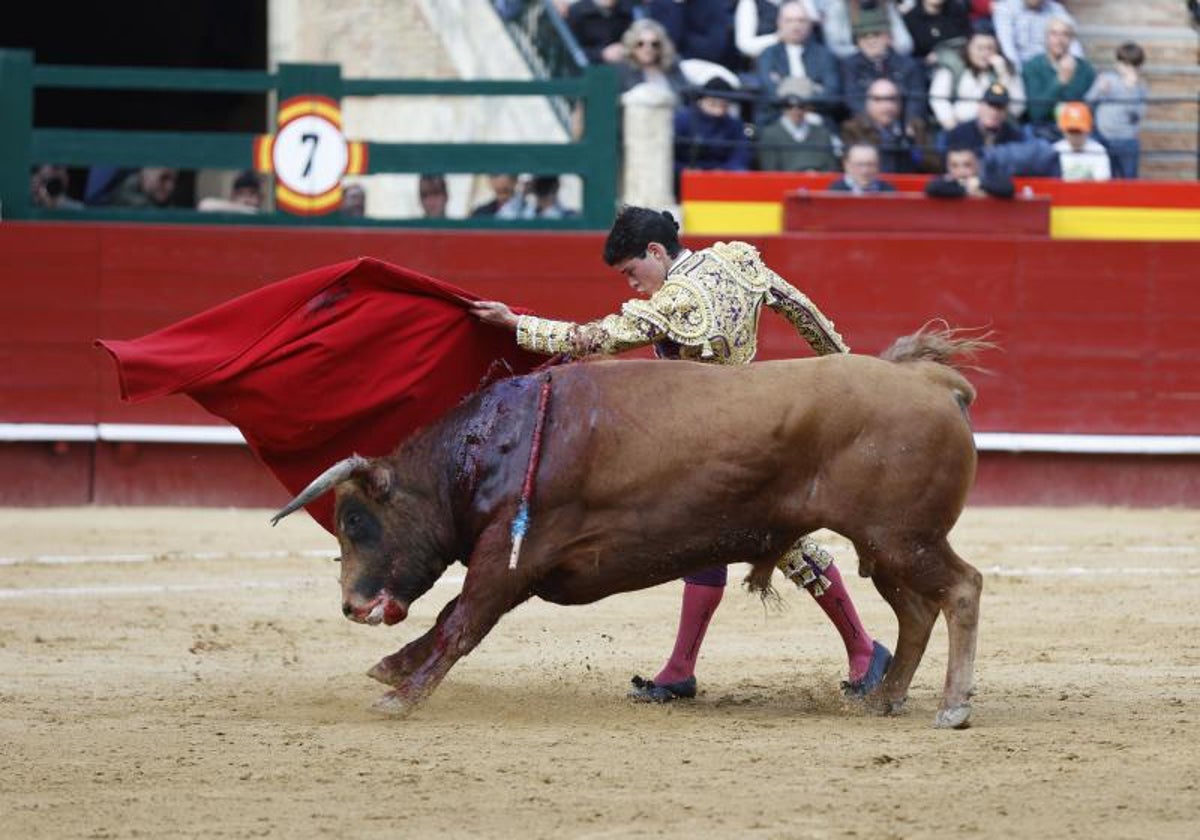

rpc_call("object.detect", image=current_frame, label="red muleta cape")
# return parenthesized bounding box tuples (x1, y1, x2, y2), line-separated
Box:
(96, 257, 542, 533)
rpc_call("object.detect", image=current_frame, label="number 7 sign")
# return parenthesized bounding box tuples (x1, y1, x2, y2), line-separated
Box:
(254, 96, 368, 215)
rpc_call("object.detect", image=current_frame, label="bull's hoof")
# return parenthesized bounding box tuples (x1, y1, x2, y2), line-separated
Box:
(371, 689, 417, 717)
(865, 695, 907, 716)
(367, 658, 406, 687)
(934, 703, 972, 730)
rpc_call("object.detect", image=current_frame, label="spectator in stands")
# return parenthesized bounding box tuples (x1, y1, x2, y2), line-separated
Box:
(924, 144, 1015, 196)
(1022, 16, 1095, 138)
(418, 174, 449, 218)
(841, 78, 940, 172)
(618, 18, 689, 96)
(1086, 41, 1147, 179)
(840, 5, 926, 115)
(567, 0, 635, 65)
(470, 173, 521, 217)
(991, 0, 1081, 72)
(643, 0, 739, 70)
(674, 77, 752, 176)
(1052, 102, 1111, 181)
(734, 0, 791, 61)
(945, 81, 1024, 152)
(929, 27, 1025, 133)
(828, 142, 898, 191)
(29, 165, 83, 210)
(756, 76, 840, 171)
(756, 1, 842, 125)
(818, 0, 914, 59)
(109, 167, 179, 209)
(902, 0, 972, 66)
(197, 170, 263, 213)
(342, 183, 366, 218)
(968, 0, 993, 24)
(499, 174, 580, 219)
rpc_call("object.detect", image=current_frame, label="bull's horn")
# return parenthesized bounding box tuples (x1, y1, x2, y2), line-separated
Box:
(270, 454, 370, 526)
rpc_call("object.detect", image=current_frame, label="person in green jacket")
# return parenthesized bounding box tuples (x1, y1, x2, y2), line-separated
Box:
(1022, 16, 1095, 137)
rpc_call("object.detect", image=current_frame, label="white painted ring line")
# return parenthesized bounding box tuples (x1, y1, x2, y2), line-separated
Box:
(3, 567, 1200, 601)
(2, 542, 1196, 568)
(4, 423, 1200, 455)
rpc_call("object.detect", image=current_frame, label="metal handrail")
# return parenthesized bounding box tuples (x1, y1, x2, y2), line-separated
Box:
(498, 0, 589, 131)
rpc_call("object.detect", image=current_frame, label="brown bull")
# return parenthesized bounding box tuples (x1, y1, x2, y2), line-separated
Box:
(274, 328, 986, 728)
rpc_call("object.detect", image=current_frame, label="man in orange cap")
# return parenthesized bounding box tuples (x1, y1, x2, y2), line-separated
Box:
(1052, 102, 1110, 181)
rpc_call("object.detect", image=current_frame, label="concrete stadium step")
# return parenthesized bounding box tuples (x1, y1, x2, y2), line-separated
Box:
(1070, 0, 1198, 29)
(1077, 26, 1198, 67)
(1137, 160, 1195, 182)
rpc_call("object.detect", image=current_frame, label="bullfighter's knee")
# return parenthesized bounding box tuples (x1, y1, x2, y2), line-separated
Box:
(776, 537, 833, 594)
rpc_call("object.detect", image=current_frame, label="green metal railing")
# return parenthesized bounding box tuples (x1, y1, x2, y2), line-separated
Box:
(0, 49, 619, 228)
(500, 0, 589, 131)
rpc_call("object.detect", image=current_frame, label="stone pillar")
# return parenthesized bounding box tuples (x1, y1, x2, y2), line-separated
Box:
(619, 83, 677, 213)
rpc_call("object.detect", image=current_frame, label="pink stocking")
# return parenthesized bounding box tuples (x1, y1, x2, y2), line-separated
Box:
(806, 562, 875, 682)
(654, 582, 724, 685)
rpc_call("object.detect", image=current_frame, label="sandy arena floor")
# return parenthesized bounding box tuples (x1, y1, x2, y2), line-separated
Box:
(1, 506, 1197, 839)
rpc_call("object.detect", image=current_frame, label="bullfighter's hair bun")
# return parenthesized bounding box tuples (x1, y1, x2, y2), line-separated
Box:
(660, 210, 679, 231)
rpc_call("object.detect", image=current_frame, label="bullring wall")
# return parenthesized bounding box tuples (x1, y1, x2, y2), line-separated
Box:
(1, 222, 1197, 508)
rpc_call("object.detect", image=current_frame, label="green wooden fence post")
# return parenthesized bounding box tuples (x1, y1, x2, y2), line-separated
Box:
(275, 62, 343, 109)
(272, 63, 345, 223)
(0, 50, 34, 221)
(579, 64, 619, 229)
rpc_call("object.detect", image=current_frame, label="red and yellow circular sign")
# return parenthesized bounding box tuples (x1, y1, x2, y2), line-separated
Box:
(254, 96, 367, 215)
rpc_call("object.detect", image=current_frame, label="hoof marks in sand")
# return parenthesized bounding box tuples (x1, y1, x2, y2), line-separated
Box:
(371, 690, 415, 717)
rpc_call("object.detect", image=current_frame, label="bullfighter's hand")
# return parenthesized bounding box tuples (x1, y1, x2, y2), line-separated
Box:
(469, 300, 519, 331)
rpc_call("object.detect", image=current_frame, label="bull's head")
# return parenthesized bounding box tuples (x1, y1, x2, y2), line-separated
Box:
(272, 455, 455, 628)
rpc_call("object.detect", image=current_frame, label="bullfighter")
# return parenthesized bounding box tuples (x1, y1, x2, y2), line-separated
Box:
(470, 205, 892, 703)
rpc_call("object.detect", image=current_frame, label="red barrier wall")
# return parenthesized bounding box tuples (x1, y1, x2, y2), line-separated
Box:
(2, 222, 1198, 507)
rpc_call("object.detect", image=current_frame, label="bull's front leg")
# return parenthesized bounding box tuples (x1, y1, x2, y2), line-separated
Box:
(372, 526, 534, 716)
(367, 596, 460, 688)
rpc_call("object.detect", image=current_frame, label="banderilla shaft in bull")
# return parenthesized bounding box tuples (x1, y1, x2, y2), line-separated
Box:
(508, 374, 553, 570)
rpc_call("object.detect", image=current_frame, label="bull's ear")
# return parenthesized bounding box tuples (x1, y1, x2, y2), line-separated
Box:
(359, 463, 393, 502)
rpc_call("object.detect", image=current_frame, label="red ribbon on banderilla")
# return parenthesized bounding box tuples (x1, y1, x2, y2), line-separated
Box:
(508, 373, 553, 570)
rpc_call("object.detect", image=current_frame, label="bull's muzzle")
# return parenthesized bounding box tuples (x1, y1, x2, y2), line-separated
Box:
(343, 592, 408, 626)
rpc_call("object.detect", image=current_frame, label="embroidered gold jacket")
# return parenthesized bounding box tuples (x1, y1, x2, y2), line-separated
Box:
(515, 241, 848, 363)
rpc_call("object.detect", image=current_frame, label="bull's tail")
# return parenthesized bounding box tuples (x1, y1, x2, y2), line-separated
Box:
(881, 321, 996, 368)
(881, 321, 995, 410)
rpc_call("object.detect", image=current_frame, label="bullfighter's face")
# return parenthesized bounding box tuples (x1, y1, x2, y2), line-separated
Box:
(613, 241, 671, 296)
(333, 471, 448, 628)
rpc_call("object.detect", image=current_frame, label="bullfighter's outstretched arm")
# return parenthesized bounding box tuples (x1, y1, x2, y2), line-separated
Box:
(515, 304, 670, 357)
(763, 271, 850, 356)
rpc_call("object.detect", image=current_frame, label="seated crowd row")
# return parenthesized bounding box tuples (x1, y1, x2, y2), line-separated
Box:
(562, 0, 1147, 180)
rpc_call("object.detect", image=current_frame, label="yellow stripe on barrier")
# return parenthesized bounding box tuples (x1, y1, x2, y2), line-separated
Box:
(684, 199, 1200, 241)
(1050, 207, 1200, 241)
(683, 201, 782, 235)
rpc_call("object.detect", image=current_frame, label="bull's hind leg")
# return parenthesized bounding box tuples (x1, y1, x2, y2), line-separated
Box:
(868, 538, 981, 729)
(868, 569, 939, 716)
(929, 541, 982, 729)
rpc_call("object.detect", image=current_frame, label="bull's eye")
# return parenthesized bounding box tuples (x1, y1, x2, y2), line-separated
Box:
(338, 500, 381, 545)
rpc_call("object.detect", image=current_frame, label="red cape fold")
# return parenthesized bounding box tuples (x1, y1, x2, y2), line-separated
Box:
(96, 256, 543, 533)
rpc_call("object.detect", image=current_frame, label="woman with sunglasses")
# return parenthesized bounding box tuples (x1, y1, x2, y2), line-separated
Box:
(617, 18, 689, 97)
